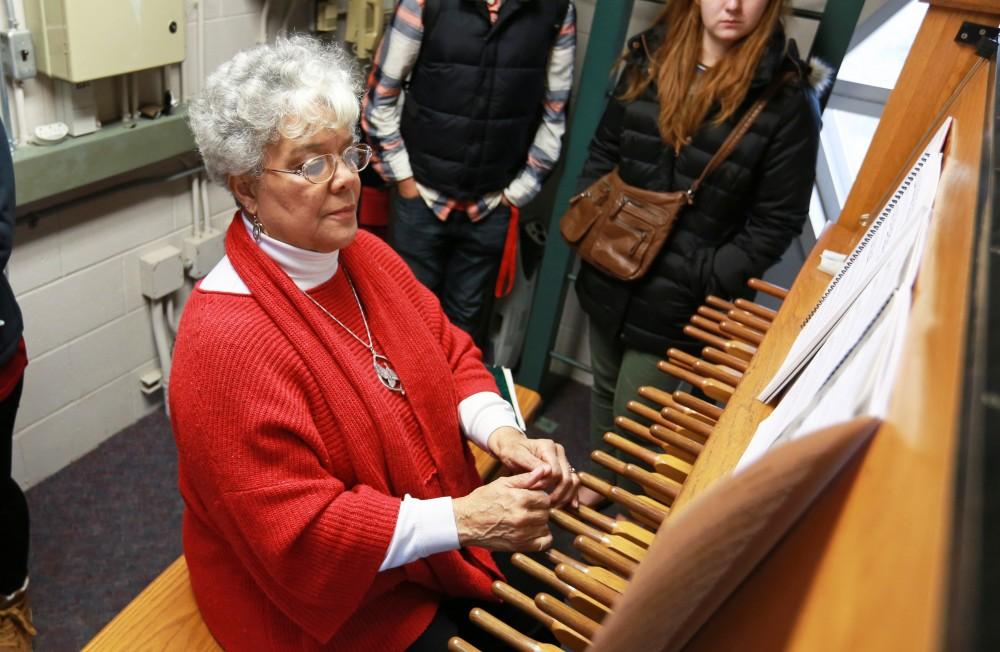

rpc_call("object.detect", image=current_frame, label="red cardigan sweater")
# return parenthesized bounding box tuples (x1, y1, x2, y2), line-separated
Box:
(170, 219, 501, 650)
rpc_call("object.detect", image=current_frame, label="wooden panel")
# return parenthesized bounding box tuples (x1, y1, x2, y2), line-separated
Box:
(927, 0, 1000, 13)
(672, 8, 990, 651)
(83, 557, 220, 652)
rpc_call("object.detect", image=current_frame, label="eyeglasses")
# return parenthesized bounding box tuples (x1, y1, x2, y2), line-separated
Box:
(264, 143, 373, 184)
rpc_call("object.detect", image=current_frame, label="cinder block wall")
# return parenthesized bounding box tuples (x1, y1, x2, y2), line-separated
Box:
(9, 0, 257, 488)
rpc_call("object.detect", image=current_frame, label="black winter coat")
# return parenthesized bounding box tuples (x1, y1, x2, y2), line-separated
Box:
(0, 121, 21, 366)
(575, 25, 822, 355)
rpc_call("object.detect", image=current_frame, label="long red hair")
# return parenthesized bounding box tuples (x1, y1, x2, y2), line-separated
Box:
(621, 0, 787, 152)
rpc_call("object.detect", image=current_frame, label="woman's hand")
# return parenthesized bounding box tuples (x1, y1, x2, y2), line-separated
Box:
(487, 427, 580, 508)
(453, 466, 553, 551)
(397, 177, 420, 199)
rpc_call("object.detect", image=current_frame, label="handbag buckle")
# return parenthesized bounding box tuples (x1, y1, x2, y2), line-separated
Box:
(685, 189, 695, 205)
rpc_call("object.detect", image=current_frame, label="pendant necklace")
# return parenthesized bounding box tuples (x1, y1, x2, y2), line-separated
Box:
(304, 268, 405, 395)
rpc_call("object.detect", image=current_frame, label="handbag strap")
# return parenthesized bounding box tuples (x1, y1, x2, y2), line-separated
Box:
(687, 70, 798, 202)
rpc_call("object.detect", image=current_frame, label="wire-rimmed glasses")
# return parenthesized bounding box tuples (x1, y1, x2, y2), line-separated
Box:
(264, 143, 373, 184)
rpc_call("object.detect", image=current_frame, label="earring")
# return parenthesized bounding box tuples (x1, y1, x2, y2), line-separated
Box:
(251, 214, 263, 242)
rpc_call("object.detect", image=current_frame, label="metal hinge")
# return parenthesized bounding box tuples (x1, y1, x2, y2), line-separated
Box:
(955, 22, 999, 58)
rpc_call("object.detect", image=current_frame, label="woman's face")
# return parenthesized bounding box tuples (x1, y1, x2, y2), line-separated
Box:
(700, 0, 771, 48)
(233, 126, 360, 253)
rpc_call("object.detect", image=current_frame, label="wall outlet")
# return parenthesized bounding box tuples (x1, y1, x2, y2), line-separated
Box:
(183, 228, 225, 279)
(140, 245, 184, 299)
(0, 28, 36, 81)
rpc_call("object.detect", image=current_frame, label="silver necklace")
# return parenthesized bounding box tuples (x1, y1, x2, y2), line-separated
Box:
(304, 269, 405, 395)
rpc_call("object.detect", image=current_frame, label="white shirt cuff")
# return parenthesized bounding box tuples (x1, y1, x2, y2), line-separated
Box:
(379, 495, 460, 571)
(459, 391, 521, 450)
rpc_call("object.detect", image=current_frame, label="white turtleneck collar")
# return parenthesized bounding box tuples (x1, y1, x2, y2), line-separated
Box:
(198, 214, 340, 295)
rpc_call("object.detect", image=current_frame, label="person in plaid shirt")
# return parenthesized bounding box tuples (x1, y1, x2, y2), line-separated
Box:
(363, 0, 575, 340)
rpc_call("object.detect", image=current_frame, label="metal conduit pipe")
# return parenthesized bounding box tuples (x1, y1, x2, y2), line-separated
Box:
(149, 298, 173, 414)
(120, 76, 131, 122)
(12, 81, 26, 144)
(259, 0, 271, 44)
(200, 172, 211, 233)
(3, 0, 16, 28)
(280, 0, 299, 37)
(166, 295, 180, 335)
(130, 73, 139, 119)
(197, 0, 205, 84)
(190, 175, 202, 236)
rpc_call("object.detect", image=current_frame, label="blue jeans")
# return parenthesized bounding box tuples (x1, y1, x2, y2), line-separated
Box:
(390, 194, 511, 336)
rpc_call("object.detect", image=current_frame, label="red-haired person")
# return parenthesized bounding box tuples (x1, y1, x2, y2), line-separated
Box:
(575, 0, 827, 504)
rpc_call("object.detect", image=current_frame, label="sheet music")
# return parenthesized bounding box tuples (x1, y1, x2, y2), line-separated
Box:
(737, 141, 944, 470)
(757, 120, 951, 403)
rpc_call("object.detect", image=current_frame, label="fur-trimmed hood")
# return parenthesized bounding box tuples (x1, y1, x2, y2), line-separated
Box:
(806, 55, 834, 94)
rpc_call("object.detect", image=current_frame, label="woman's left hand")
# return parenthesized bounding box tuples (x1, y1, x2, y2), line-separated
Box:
(488, 427, 579, 508)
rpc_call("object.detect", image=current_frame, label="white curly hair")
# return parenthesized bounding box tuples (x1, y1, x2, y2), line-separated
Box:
(189, 35, 362, 184)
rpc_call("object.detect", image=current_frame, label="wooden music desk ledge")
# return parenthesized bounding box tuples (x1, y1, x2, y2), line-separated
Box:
(84, 384, 541, 651)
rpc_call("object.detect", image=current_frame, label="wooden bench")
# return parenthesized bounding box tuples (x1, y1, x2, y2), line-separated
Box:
(85, 385, 541, 651)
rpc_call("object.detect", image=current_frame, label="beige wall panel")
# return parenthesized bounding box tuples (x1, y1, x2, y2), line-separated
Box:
(25, 0, 185, 82)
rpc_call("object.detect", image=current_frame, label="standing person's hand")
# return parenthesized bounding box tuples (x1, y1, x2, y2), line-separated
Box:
(488, 427, 580, 508)
(453, 466, 553, 551)
(397, 177, 420, 199)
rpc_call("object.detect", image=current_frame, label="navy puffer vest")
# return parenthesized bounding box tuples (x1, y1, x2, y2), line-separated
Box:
(401, 0, 569, 199)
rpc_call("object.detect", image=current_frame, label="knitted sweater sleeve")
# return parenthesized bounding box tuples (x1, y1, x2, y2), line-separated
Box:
(170, 297, 402, 643)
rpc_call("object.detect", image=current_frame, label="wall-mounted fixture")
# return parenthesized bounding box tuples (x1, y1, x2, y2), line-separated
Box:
(24, 0, 184, 82)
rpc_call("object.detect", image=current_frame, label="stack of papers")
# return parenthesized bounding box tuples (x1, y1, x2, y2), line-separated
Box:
(736, 119, 950, 471)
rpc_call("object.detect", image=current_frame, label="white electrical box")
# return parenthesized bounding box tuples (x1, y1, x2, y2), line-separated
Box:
(24, 0, 185, 82)
(53, 80, 99, 137)
(183, 229, 225, 280)
(140, 246, 184, 300)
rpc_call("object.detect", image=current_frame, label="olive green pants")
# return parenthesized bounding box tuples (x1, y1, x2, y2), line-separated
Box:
(587, 319, 682, 484)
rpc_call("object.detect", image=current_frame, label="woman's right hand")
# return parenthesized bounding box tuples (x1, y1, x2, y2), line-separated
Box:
(397, 177, 420, 199)
(453, 466, 554, 552)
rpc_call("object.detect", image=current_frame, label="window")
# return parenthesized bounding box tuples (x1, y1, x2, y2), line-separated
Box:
(811, 0, 927, 231)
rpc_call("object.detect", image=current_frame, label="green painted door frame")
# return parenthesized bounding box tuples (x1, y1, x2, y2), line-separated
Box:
(519, 0, 636, 391)
(809, 0, 867, 108)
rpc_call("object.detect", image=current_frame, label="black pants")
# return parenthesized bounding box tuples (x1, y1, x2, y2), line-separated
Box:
(407, 551, 558, 650)
(0, 377, 27, 595)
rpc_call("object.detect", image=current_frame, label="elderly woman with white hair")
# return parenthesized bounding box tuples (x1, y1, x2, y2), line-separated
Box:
(171, 36, 578, 650)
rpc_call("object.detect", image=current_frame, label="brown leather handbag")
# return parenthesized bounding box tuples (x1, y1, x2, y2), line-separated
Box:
(560, 74, 791, 281)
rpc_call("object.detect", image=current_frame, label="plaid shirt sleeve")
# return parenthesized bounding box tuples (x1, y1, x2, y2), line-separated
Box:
(362, 0, 425, 184)
(502, 1, 577, 207)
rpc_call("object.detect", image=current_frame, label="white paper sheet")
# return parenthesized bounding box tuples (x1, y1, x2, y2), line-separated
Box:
(737, 123, 948, 469)
(757, 120, 951, 403)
